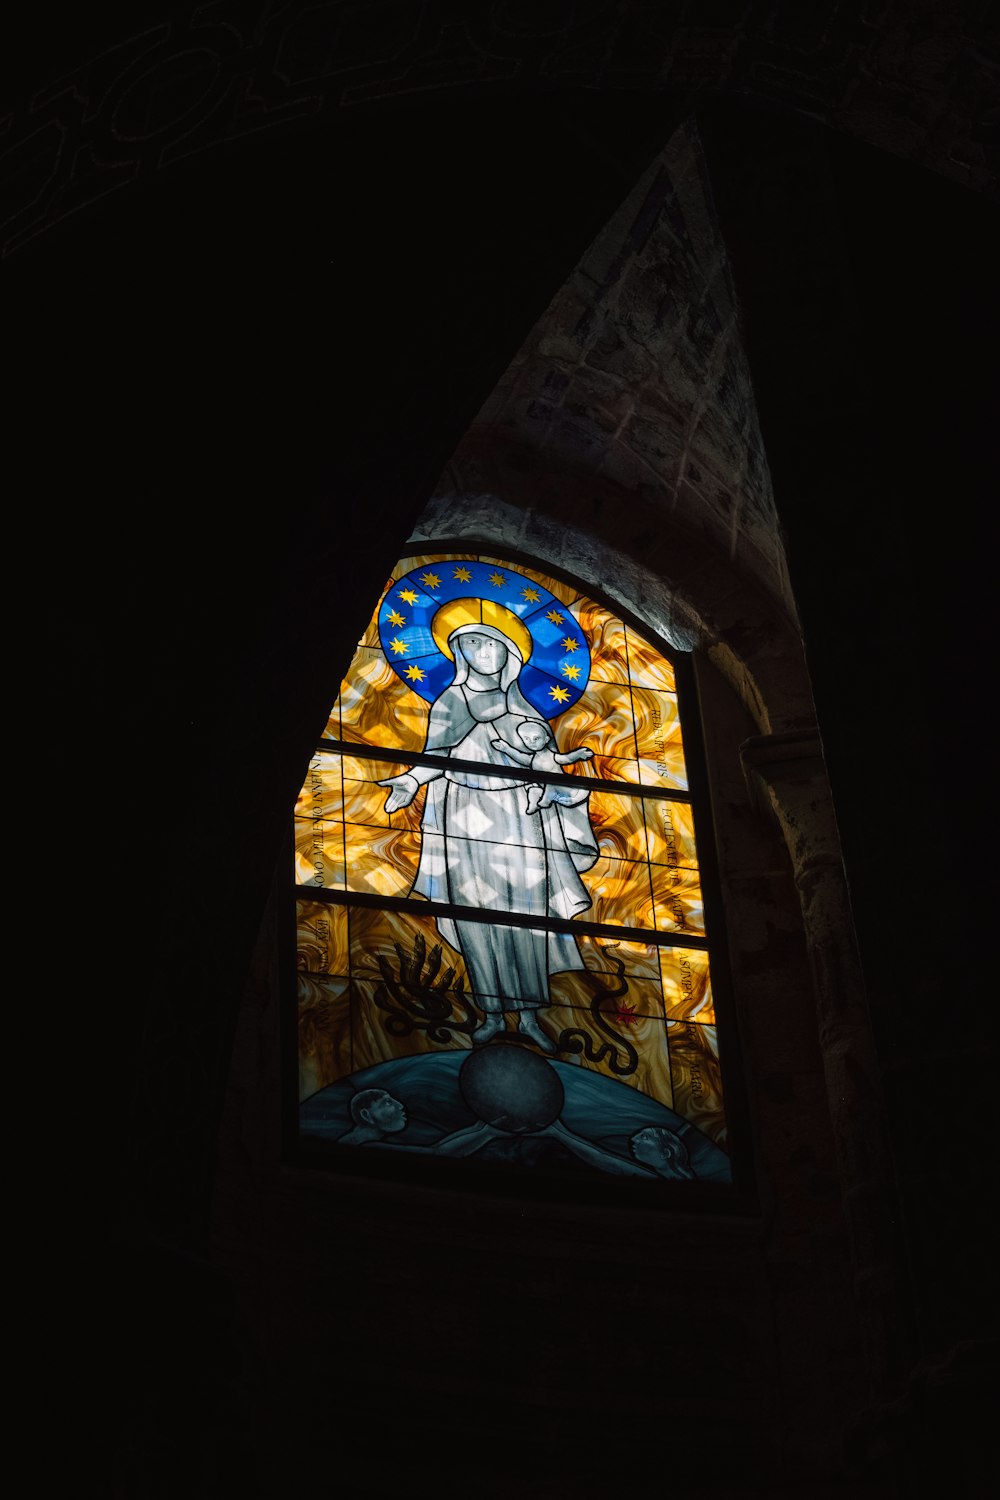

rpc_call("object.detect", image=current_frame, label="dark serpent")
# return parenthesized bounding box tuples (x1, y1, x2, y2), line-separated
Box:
(554, 955, 640, 1077)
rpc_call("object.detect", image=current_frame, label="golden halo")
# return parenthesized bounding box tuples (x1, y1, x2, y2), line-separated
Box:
(432, 598, 533, 664)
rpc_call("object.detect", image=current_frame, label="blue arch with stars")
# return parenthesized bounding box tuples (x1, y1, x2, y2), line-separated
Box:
(377, 559, 592, 717)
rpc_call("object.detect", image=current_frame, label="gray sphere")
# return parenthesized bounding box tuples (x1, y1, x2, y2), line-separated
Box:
(459, 1042, 564, 1134)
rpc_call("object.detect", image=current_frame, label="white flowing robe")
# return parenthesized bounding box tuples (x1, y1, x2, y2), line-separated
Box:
(406, 676, 598, 1013)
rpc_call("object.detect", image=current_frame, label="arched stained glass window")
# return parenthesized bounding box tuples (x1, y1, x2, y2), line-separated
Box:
(293, 549, 732, 1191)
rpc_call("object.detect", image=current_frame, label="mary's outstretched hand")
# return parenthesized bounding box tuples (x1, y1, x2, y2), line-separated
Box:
(379, 772, 419, 813)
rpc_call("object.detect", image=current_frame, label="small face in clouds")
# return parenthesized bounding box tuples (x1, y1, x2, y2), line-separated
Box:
(629, 1126, 692, 1177)
(363, 1091, 408, 1134)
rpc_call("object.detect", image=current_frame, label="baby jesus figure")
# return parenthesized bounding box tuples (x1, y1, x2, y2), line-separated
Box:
(491, 719, 594, 816)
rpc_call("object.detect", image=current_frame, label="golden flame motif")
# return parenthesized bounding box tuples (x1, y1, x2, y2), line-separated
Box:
(588, 789, 648, 863)
(563, 680, 639, 761)
(344, 826, 421, 899)
(295, 553, 729, 1155)
(297, 974, 351, 1101)
(625, 627, 676, 692)
(573, 598, 630, 684)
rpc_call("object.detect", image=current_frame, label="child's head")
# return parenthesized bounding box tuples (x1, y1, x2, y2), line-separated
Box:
(517, 720, 552, 752)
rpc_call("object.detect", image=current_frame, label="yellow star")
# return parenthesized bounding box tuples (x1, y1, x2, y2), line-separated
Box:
(562, 636, 579, 652)
(420, 571, 441, 589)
(386, 608, 406, 627)
(546, 609, 564, 624)
(452, 565, 472, 582)
(520, 586, 541, 603)
(549, 684, 570, 703)
(561, 662, 581, 681)
(389, 637, 409, 656)
(398, 588, 419, 605)
(489, 570, 506, 588)
(404, 664, 426, 682)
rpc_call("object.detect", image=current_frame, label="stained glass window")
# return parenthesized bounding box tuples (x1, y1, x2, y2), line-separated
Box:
(293, 551, 731, 1189)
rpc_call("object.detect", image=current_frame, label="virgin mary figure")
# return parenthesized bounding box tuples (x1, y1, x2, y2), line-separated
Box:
(380, 621, 598, 1051)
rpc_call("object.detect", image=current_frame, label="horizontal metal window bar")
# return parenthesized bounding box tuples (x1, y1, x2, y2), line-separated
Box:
(317, 737, 692, 802)
(294, 884, 710, 951)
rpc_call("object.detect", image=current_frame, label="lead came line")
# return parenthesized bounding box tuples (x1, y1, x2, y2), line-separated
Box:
(294, 885, 710, 951)
(318, 738, 693, 803)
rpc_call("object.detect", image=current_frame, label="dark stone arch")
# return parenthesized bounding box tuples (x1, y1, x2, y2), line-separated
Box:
(3, 1, 995, 257)
(418, 455, 815, 738)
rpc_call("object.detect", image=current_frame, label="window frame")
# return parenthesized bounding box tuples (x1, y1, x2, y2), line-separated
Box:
(282, 539, 756, 1214)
